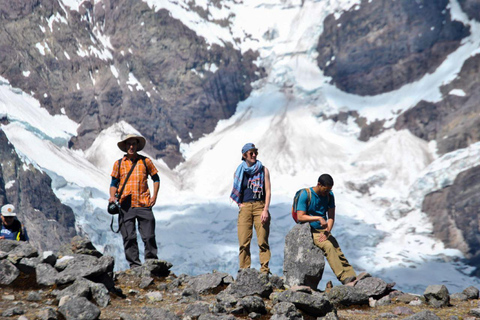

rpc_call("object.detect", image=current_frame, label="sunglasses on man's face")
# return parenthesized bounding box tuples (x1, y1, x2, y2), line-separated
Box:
(248, 151, 258, 156)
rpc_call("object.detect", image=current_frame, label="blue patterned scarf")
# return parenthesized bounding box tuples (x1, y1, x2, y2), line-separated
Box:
(230, 160, 264, 204)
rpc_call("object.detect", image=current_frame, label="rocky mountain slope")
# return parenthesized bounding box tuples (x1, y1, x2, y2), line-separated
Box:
(0, 0, 263, 167)
(0, 127, 75, 252)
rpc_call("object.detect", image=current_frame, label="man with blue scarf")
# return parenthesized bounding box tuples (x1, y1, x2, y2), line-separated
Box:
(230, 143, 271, 274)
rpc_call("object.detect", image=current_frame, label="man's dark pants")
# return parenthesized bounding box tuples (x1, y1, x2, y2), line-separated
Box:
(120, 202, 158, 267)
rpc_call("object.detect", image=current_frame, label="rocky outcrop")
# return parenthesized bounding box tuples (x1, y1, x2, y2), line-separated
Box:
(2, 235, 480, 319)
(458, 0, 480, 21)
(395, 53, 480, 156)
(0, 0, 264, 168)
(0, 128, 76, 252)
(283, 223, 325, 289)
(316, 0, 469, 96)
(422, 165, 480, 274)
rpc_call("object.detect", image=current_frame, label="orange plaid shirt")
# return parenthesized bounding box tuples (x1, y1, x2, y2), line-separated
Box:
(111, 156, 159, 207)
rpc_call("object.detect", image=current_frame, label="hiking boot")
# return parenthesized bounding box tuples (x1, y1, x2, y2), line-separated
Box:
(341, 276, 356, 285)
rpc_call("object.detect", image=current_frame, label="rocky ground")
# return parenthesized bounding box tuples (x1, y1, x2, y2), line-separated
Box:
(2, 235, 480, 320)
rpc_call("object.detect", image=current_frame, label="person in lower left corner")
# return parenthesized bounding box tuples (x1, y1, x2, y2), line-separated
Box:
(0, 204, 29, 241)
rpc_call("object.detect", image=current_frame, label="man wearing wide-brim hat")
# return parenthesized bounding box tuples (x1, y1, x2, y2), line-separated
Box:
(109, 134, 161, 268)
(1, 204, 29, 241)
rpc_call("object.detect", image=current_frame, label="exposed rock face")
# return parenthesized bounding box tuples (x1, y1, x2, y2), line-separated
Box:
(0, 129, 76, 251)
(458, 0, 480, 21)
(283, 223, 325, 289)
(395, 53, 480, 156)
(316, 0, 469, 96)
(0, 0, 264, 167)
(422, 165, 480, 274)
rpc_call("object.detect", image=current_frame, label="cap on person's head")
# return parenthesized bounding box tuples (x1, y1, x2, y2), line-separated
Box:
(1, 204, 16, 217)
(117, 134, 146, 152)
(241, 143, 257, 155)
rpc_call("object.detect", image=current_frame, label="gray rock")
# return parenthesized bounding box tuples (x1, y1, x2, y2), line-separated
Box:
(273, 289, 333, 317)
(26, 291, 42, 301)
(424, 285, 450, 308)
(355, 277, 388, 297)
(56, 255, 114, 285)
(198, 314, 236, 320)
(269, 274, 285, 289)
(1, 306, 25, 317)
(187, 271, 232, 294)
(377, 313, 399, 319)
(36, 263, 59, 286)
(145, 291, 163, 302)
(6, 241, 38, 264)
(184, 302, 211, 318)
(0, 259, 20, 285)
(216, 291, 238, 307)
(316, 0, 469, 96)
(139, 276, 154, 289)
(57, 278, 110, 308)
(321, 311, 340, 320)
(90, 281, 111, 308)
(248, 312, 261, 319)
(141, 307, 180, 320)
(463, 286, 479, 299)
(54, 256, 74, 271)
(16, 256, 41, 274)
(69, 236, 103, 257)
(57, 278, 91, 300)
(392, 306, 415, 315)
(131, 259, 172, 278)
(326, 285, 369, 307)
(470, 308, 480, 317)
(376, 295, 392, 306)
(58, 296, 101, 320)
(0, 240, 21, 253)
(403, 310, 441, 320)
(450, 292, 468, 301)
(239, 296, 267, 314)
(36, 307, 58, 320)
(270, 302, 302, 319)
(225, 268, 272, 298)
(42, 251, 57, 266)
(0, 250, 8, 259)
(395, 293, 420, 304)
(283, 223, 325, 289)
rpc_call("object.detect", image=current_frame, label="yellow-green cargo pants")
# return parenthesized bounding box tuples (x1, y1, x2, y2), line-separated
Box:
(237, 201, 271, 273)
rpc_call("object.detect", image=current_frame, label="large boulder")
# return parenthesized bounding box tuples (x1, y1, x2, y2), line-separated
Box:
(326, 285, 369, 307)
(58, 296, 101, 320)
(424, 285, 450, 308)
(186, 271, 233, 294)
(273, 289, 333, 317)
(354, 277, 389, 298)
(283, 223, 325, 290)
(56, 254, 114, 285)
(224, 268, 272, 298)
(0, 259, 20, 285)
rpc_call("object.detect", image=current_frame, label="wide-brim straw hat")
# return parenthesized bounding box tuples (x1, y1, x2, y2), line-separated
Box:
(117, 134, 146, 152)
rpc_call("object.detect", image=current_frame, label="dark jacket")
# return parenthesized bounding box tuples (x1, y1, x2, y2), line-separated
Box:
(0, 219, 28, 241)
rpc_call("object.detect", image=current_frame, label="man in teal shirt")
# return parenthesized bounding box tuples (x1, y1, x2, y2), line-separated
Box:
(296, 174, 356, 285)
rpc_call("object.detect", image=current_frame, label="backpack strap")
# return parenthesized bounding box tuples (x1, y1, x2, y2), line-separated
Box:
(305, 188, 312, 209)
(137, 155, 150, 178)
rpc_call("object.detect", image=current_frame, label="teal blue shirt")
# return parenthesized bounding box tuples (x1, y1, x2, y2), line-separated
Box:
(296, 187, 335, 230)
